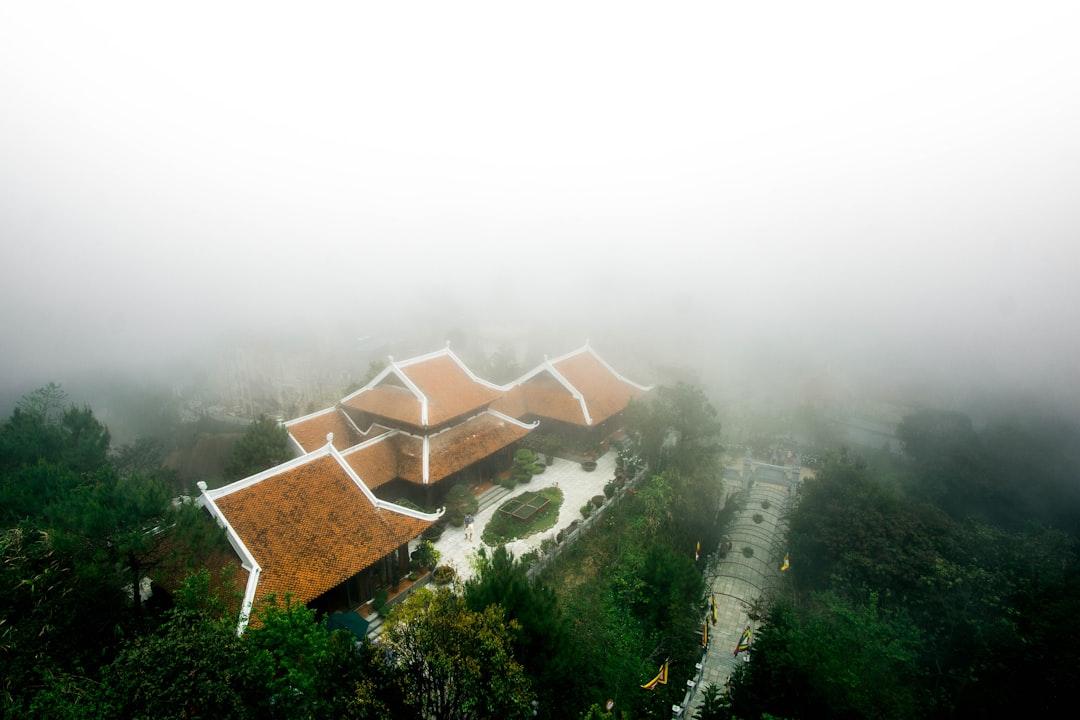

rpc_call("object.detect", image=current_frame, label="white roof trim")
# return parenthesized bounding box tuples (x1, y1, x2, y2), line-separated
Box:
(205, 444, 335, 500)
(283, 405, 338, 427)
(196, 481, 262, 636)
(329, 442, 443, 521)
(422, 435, 430, 484)
(487, 407, 541, 430)
(340, 359, 430, 427)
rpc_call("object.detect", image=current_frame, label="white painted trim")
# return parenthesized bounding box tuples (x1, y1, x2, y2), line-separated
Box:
(329, 443, 443, 521)
(422, 435, 430, 484)
(283, 405, 337, 426)
(196, 481, 262, 635)
(206, 444, 335, 500)
(486, 408, 540, 430)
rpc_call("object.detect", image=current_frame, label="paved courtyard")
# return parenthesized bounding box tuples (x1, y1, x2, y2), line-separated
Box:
(433, 451, 617, 582)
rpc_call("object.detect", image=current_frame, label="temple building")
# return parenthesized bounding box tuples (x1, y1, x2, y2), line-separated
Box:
(193, 341, 649, 631)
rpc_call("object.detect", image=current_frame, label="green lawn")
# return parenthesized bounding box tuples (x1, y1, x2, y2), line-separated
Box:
(481, 487, 564, 545)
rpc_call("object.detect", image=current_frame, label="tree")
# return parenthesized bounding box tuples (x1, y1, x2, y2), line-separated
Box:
(15, 381, 68, 425)
(512, 448, 542, 482)
(96, 570, 251, 719)
(729, 592, 928, 720)
(225, 415, 291, 480)
(464, 546, 585, 719)
(380, 586, 535, 720)
(242, 595, 371, 720)
(624, 382, 721, 475)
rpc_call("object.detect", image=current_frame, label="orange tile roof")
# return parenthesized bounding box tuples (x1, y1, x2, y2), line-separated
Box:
(521, 373, 589, 425)
(428, 413, 532, 483)
(339, 413, 530, 487)
(342, 352, 502, 429)
(552, 350, 648, 425)
(286, 409, 361, 453)
(342, 437, 400, 490)
(490, 384, 528, 419)
(212, 453, 432, 607)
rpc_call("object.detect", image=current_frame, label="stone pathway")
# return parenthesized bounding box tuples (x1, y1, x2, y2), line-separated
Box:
(680, 482, 791, 718)
(433, 451, 616, 582)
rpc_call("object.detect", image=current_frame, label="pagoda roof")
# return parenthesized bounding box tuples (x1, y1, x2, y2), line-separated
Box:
(342, 410, 536, 487)
(494, 343, 651, 426)
(340, 346, 504, 429)
(198, 443, 441, 633)
(284, 407, 388, 454)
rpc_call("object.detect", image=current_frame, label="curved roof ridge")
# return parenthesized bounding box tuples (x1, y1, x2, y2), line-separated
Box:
(487, 407, 540, 429)
(340, 427, 401, 455)
(443, 345, 505, 391)
(341, 355, 430, 426)
(395, 344, 453, 367)
(579, 344, 654, 391)
(544, 361, 593, 426)
(329, 442, 443, 521)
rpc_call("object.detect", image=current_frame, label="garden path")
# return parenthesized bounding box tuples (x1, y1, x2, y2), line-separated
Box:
(433, 451, 616, 582)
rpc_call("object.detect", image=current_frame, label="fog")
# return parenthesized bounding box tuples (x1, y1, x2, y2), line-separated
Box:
(3, 2, 1079, 426)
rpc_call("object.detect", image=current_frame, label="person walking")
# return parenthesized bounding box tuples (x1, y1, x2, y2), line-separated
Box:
(464, 513, 474, 542)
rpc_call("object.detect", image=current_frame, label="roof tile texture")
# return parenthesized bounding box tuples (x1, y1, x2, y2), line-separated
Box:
(287, 409, 360, 453)
(428, 413, 531, 482)
(213, 454, 431, 606)
(342, 354, 501, 428)
(553, 351, 648, 424)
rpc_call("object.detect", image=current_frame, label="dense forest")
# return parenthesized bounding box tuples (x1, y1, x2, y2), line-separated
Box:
(0, 381, 723, 718)
(3, 381, 1079, 718)
(723, 409, 1080, 719)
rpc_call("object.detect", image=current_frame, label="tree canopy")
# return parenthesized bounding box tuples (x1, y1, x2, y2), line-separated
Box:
(224, 414, 292, 481)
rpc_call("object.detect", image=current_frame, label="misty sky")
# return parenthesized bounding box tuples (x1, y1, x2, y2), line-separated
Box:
(2, 2, 1079, 407)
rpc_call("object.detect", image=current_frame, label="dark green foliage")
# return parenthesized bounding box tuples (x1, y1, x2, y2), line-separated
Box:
(243, 595, 371, 720)
(512, 448, 542, 481)
(381, 586, 535, 720)
(225, 414, 291, 480)
(729, 593, 927, 720)
(464, 546, 584, 719)
(624, 382, 721, 475)
(444, 482, 478, 526)
(97, 571, 250, 719)
(737, 428, 1080, 718)
(0, 524, 129, 715)
(694, 683, 727, 720)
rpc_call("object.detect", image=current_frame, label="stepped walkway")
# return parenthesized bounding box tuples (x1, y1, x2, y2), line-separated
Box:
(678, 481, 791, 718)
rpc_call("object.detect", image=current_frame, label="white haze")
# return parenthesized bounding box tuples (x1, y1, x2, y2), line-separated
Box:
(2, 1, 1079, 417)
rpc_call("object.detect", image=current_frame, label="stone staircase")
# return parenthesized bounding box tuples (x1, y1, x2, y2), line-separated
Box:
(477, 483, 512, 513)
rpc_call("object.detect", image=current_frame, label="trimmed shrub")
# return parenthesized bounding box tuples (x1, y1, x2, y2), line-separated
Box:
(433, 565, 456, 585)
(580, 503, 592, 519)
(372, 587, 389, 613)
(604, 482, 616, 499)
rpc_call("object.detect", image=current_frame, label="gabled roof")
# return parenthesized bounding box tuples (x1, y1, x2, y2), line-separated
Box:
(494, 343, 651, 426)
(342, 411, 536, 487)
(198, 443, 441, 633)
(284, 407, 385, 454)
(340, 346, 503, 429)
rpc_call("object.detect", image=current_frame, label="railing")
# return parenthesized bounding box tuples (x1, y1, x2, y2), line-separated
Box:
(525, 463, 648, 580)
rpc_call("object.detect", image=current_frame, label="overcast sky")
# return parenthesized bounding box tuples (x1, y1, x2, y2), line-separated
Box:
(2, 2, 1078, 410)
